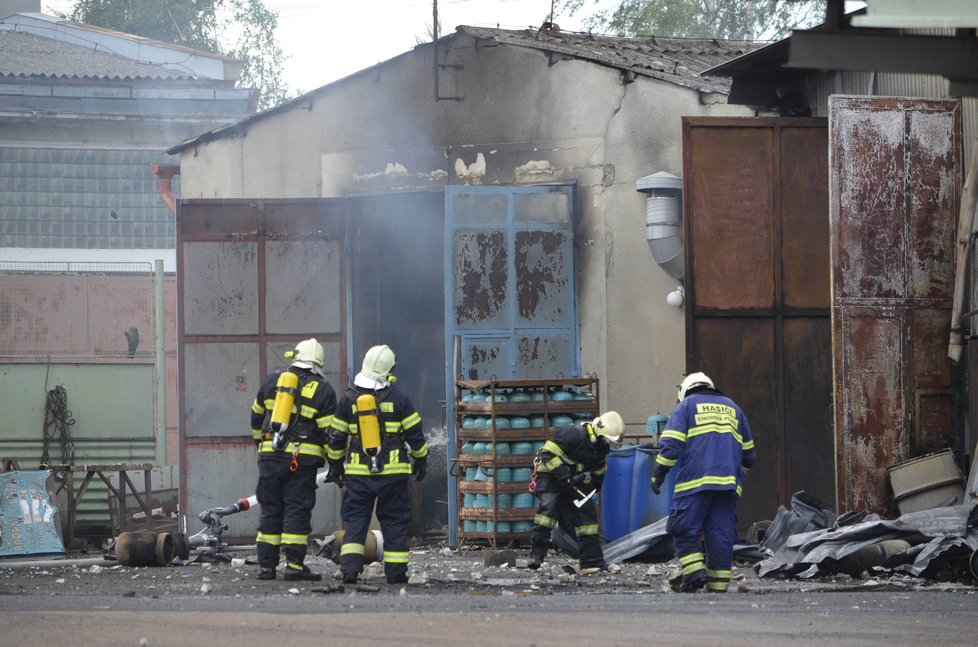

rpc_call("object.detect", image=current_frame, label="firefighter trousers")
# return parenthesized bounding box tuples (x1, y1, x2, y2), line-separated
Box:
(529, 487, 604, 568)
(255, 458, 319, 568)
(666, 489, 737, 591)
(340, 475, 411, 583)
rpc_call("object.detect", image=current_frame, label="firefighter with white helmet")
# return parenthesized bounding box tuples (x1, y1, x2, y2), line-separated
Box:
(652, 371, 756, 592)
(250, 338, 337, 581)
(325, 344, 429, 585)
(527, 410, 624, 573)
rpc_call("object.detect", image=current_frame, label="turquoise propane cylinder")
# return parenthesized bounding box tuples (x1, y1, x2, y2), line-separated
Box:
(647, 413, 669, 437)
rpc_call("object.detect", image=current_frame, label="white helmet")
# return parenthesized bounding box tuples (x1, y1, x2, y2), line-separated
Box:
(362, 345, 396, 379)
(678, 372, 714, 401)
(289, 338, 324, 369)
(592, 411, 624, 446)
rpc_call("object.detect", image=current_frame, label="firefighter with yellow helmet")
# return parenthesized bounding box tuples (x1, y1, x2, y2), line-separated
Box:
(325, 344, 429, 584)
(652, 371, 756, 592)
(250, 338, 337, 581)
(528, 410, 624, 573)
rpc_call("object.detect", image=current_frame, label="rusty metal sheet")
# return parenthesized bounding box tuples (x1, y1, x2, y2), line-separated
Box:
(462, 338, 511, 381)
(181, 241, 259, 336)
(684, 117, 832, 530)
(783, 317, 835, 504)
(453, 230, 508, 327)
(833, 310, 908, 515)
(265, 239, 341, 334)
(515, 230, 570, 326)
(781, 127, 830, 309)
(687, 124, 775, 310)
(177, 199, 348, 519)
(177, 202, 259, 237)
(830, 96, 961, 516)
(515, 335, 572, 379)
(691, 316, 780, 527)
(184, 341, 260, 438)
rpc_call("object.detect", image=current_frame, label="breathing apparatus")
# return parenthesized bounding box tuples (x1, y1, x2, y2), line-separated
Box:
(269, 370, 299, 451)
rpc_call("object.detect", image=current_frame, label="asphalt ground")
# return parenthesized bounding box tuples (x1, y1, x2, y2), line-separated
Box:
(1, 543, 977, 646)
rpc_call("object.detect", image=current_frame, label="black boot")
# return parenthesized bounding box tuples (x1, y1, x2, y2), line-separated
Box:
(678, 569, 707, 592)
(527, 548, 547, 570)
(283, 563, 321, 582)
(257, 566, 276, 580)
(385, 563, 409, 584)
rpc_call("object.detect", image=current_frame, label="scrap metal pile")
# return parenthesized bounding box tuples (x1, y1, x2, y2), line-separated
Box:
(751, 491, 978, 582)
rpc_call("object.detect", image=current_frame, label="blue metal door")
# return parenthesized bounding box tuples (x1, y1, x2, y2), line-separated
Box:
(444, 184, 578, 544)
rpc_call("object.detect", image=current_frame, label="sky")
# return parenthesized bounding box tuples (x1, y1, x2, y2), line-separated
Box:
(43, 0, 618, 94)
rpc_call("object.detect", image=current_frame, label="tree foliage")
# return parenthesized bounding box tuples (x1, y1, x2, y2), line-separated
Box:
(65, 0, 289, 110)
(558, 0, 824, 41)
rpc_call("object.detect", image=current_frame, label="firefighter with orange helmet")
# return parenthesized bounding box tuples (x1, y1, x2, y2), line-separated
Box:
(325, 344, 429, 585)
(250, 338, 336, 581)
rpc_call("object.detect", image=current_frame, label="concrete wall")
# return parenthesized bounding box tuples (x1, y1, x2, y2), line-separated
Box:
(175, 34, 755, 436)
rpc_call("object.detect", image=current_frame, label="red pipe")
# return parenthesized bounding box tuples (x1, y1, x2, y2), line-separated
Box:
(150, 164, 180, 214)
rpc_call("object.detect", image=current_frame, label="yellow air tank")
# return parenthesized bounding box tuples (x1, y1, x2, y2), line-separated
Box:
(270, 371, 299, 433)
(356, 393, 382, 472)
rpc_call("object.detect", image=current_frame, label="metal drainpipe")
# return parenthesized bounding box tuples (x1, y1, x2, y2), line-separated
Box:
(149, 164, 180, 214)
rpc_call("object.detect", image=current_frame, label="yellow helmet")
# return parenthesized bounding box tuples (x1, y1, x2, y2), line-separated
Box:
(592, 411, 624, 445)
(288, 338, 324, 368)
(362, 345, 396, 379)
(678, 371, 714, 401)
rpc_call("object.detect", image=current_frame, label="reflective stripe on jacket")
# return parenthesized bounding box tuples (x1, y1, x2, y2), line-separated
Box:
(535, 422, 609, 483)
(656, 390, 756, 498)
(326, 384, 428, 477)
(250, 368, 336, 463)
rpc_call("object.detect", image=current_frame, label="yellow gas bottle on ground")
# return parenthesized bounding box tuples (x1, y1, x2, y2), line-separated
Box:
(270, 371, 299, 449)
(356, 393, 382, 472)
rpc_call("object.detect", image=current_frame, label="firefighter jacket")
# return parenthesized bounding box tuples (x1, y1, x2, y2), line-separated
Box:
(656, 388, 756, 498)
(326, 384, 428, 477)
(250, 367, 336, 466)
(535, 422, 610, 488)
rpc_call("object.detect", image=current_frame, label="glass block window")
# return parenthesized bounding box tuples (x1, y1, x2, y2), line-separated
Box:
(0, 147, 180, 249)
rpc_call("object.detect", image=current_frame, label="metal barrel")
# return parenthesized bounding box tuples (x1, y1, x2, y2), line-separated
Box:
(115, 531, 174, 567)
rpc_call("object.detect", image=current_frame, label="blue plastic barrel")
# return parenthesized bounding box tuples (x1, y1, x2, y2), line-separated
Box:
(628, 446, 680, 531)
(600, 445, 637, 541)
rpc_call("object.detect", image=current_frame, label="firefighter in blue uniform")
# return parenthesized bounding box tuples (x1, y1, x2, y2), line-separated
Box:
(250, 338, 337, 581)
(651, 372, 756, 593)
(325, 345, 428, 585)
(528, 411, 624, 573)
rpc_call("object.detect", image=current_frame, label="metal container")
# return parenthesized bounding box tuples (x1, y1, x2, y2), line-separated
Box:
(115, 531, 173, 567)
(888, 449, 965, 515)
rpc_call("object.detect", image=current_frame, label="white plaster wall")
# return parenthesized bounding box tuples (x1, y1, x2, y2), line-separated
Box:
(175, 34, 755, 436)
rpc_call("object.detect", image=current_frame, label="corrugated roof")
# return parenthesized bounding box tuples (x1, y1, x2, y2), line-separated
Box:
(457, 25, 765, 94)
(0, 28, 192, 80)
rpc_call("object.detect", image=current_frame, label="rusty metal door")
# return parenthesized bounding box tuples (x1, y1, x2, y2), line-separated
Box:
(830, 97, 961, 517)
(444, 183, 578, 543)
(445, 185, 578, 382)
(683, 118, 832, 531)
(177, 199, 346, 539)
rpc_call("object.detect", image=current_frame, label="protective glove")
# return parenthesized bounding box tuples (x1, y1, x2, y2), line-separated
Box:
(650, 464, 669, 495)
(325, 460, 345, 488)
(412, 458, 427, 482)
(591, 475, 605, 494)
